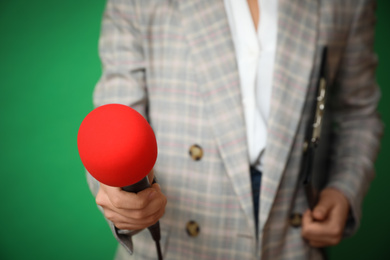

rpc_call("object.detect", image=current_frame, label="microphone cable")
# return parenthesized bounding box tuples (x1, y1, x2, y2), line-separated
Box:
(148, 221, 163, 260)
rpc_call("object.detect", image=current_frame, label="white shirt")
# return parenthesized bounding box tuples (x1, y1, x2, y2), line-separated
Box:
(224, 0, 278, 169)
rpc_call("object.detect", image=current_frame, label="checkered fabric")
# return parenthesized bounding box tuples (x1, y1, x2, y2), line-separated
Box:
(88, 0, 382, 259)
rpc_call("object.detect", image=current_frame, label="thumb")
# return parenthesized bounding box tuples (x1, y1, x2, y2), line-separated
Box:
(312, 194, 334, 221)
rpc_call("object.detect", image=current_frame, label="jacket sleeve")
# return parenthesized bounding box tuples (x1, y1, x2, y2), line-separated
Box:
(325, 0, 383, 236)
(89, 0, 148, 254)
(93, 0, 148, 118)
(86, 172, 140, 254)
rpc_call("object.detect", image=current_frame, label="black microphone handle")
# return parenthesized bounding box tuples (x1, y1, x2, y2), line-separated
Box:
(122, 176, 151, 193)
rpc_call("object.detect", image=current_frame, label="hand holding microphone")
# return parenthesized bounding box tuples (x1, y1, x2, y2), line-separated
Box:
(96, 172, 167, 231)
(77, 104, 166, 259)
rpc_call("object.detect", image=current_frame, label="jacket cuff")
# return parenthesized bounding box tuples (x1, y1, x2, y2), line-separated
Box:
(107, 220, 141, 255)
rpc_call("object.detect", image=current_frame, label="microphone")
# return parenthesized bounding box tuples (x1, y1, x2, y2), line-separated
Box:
(77, 103, 162, 259)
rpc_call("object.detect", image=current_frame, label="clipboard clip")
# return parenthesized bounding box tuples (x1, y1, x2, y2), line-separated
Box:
(311, 77, 327, 147)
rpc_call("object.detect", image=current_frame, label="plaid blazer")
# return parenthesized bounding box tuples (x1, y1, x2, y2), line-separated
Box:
(88, 0, 382, 259)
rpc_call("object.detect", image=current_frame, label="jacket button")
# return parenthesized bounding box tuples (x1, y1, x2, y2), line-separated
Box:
(289, 213, 302, 228)
(189, 144, 203, 161)
(186, 220, 200, 237)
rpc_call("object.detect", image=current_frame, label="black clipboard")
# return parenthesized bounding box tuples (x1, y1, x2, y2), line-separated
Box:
(301, 46, 328, 210)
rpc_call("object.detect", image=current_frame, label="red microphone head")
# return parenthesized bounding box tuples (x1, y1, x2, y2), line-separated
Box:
(77, 104, 157, 187)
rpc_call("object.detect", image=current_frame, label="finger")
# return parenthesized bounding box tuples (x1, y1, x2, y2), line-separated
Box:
(307, 234, 342, 247)
(308, 240, 327, 248)
(129, 187, 167, 219)
(303, 219, 343, 246)
(303, 223, 342, 247)
(102, 208, 131, 224)
(151, 183, 162, 192)
(301, 209, 314, 236)
(104, 186, 166, 221)
(98, 184, 134, 209)
(302, 218, 338, 240)
(115, 222, 146, 230)
(110, 206, 166, 230)
(302, 208, 337, 241)
(96, 185, 112, 208)
(114, 182, 163, 212)
(302, 209, 313, 223)
(312, 194, 334, 221)
(108, 186, 156, 210)
(302, 209, 319, 240)
(114, 216, 162, 231)
(302, 209, 344, 246)
(103, 206, 161, 225)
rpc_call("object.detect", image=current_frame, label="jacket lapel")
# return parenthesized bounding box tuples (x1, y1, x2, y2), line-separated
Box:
(259, 0, 319, 235)
(180, 0, 256, 235)
(179, 0, 320, 240)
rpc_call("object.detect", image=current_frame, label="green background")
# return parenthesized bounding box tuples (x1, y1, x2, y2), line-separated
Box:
(0, 0, 388, 259)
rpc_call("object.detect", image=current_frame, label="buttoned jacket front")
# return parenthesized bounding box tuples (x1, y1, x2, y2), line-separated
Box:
(89, 0, 383, 259)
